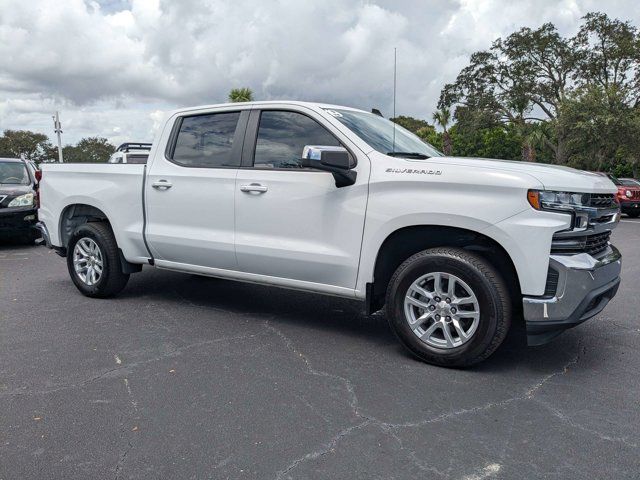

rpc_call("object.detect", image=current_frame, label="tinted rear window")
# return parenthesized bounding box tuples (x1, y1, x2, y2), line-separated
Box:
(172, 112, 241, 168)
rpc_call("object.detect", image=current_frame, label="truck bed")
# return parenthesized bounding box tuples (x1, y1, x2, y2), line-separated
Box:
(38, 164, 149, 263)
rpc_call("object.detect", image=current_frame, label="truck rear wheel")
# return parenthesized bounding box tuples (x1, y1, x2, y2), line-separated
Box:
(66, 222, 129, 298)
(385, 247, 511, 367)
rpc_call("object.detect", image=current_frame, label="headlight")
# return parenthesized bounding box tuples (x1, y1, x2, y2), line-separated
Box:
(527, 190, 589, 212)
(625, 190, 632, 198)
(8, 193, 34, 208)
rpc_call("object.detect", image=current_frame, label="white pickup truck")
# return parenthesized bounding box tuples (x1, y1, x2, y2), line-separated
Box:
(37, 101, 622, 367)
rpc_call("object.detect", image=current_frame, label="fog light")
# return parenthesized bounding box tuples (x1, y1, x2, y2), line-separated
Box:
(23, 215, 36, 221)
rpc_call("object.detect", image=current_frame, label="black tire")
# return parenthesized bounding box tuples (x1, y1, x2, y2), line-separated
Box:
(626, 211, 640, 218)
(385, 247, 511, 368)
(66, 222, 129, 298)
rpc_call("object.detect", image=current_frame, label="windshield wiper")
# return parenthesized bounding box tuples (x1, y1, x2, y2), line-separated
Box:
(386, 151, 430, 159)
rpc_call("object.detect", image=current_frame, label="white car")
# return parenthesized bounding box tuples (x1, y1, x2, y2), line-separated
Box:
(108, 142, 151, 164)
(36, 101, 622, 366)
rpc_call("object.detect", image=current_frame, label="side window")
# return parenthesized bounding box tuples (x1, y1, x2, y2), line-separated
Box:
(172, 111, 241, 168)
(127, 154, 148, 164)
(254, 111, 340, 169)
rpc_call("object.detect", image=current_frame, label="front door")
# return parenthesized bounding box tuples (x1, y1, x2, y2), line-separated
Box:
(234, 108, 369, 291)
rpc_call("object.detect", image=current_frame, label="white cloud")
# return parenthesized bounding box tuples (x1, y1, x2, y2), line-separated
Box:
(0, 0, 638, 146)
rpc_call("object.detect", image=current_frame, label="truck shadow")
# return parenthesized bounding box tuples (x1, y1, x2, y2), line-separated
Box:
(117, 267, 588, 373)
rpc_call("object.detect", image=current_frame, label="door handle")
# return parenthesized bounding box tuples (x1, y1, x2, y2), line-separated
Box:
(152, 180, 172, 190)
(240, 183, 268, 193)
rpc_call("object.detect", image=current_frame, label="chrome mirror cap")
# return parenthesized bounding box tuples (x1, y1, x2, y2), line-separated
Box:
(302, 145, 348, 161)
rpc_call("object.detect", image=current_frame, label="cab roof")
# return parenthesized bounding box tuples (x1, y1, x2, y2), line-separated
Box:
(170, 101, 369, 117)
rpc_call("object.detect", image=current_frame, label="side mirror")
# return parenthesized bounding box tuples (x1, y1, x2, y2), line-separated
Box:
(301, 146, 357, 188)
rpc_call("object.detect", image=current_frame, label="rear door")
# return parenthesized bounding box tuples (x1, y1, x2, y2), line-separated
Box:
(144, 108, 249, 270)
(234, 107, 370, 292)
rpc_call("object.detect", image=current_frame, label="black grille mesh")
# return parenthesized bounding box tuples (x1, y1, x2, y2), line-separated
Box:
(551, 231, 612, 256)
(589, 193, 617, 209)
(584, 231, 612, 255)
(544, 268, 560, 297)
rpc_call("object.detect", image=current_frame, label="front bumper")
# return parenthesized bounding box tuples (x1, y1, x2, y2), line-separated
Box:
(0, 207, 38, 235)
(619, 201, 640, 213)
(523, 246, 622, 346)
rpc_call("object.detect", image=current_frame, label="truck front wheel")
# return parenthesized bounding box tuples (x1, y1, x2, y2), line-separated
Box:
(66, 222, 129, 298)
(385, 247, 511, 367)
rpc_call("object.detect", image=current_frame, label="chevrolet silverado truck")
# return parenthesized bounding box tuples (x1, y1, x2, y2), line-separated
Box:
(37, 101, 622, 367)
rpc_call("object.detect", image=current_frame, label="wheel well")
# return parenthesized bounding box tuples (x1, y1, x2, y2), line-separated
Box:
(368, 226, 522, 314)
(59, 204, 110, 248)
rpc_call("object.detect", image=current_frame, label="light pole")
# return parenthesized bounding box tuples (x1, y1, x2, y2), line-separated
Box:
(52, 111, 63, 163)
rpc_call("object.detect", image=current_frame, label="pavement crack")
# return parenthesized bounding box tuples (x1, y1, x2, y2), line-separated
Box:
(0, 333, 265, 397)
(274, 421, 371, 480)
(381, 396, 521, 429)
(533, 398, 638, 448)
(381, 424, 448, 477)
(123, 378, 138, 413)
(264, 320, 364, 419)
(525, 341, 584, 399)
(114, 439, 133, 480)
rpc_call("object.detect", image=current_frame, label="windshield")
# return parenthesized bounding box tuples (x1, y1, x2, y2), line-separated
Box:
(0, 162, 30, 185)
(326, 109, 443, 158)
(607, 174, 625, 186)
(619, 178, 640, 187)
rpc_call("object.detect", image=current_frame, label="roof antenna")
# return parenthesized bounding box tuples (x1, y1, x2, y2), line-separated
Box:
(392, 47, 397, 153)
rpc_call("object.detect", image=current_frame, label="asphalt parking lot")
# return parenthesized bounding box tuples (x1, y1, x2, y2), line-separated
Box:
(1, 220, 639, 480)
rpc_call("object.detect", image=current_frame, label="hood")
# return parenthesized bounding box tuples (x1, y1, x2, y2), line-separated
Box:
(428, 156, 617, 194)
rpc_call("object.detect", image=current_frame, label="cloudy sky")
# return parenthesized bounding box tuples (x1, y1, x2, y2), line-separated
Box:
(1, 0, 638, 146)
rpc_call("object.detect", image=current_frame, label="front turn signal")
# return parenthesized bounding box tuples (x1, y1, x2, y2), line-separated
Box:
(527, 190, 541, 210)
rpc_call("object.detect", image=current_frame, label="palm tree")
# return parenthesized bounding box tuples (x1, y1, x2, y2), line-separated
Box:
(228, 88, 254, 103)
(432, 108, 452, 155)
(524, 124, 547, 162)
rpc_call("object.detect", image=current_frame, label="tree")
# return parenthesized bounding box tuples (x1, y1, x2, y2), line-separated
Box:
(0, 129, 55, 162)
(558, 86, 640, 172)
(574, 12, 640, 103)
(432, 108, 453, 155)
(555, 13, 640, 173)
(439, 22, 579, 162)
(62, 137, 115, 163)
(390, 115, 431, 134)
(228, 88, 254, 102)
(439, 13, 640, 166)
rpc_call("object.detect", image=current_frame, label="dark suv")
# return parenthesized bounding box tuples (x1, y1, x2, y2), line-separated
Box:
(0, 158, 40, 242)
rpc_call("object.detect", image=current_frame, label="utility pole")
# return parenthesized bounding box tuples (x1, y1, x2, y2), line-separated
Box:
(52, 111, 63, 163)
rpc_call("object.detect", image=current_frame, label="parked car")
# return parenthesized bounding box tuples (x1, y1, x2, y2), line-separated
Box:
(0, 157, 39, 243)
(36, 101, 622, 367)
(597, 173, 640, 218)
(620, 178, 640, 186)
(108, 142, 151, 164)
